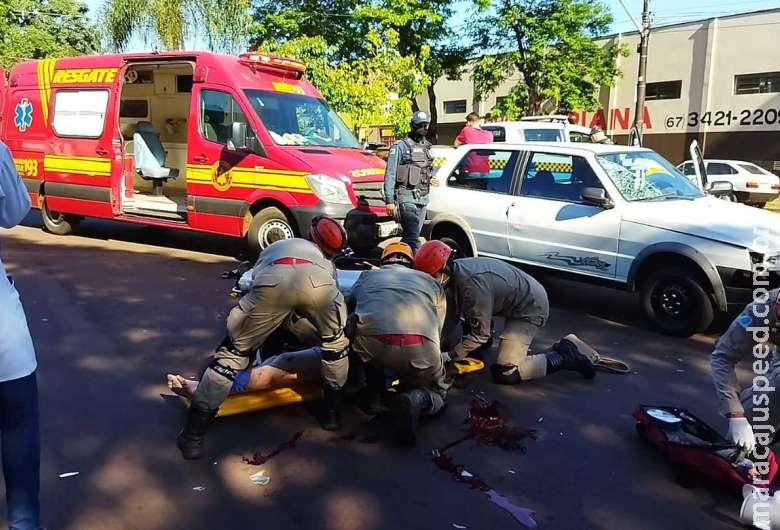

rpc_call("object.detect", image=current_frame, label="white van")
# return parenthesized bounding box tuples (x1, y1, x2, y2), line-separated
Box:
(424, 141, 780, 336)
(482, 116, 594, 144)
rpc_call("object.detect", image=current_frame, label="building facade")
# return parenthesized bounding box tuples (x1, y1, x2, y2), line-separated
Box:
(415, 8, 780, 169)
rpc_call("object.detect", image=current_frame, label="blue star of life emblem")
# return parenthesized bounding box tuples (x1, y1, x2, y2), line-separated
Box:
(14, 98, 33, 132)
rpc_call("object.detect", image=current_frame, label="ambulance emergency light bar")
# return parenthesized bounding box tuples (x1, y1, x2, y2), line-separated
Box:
(239, 53, 306, 78)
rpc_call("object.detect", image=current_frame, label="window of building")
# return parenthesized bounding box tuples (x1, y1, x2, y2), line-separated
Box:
(447, 149, 520, 194)
(645, 80, 682, 100)
(706, 162, 737, 175)
(52, 89, 109, 138)
(199, 89, 252, 145)
(735, 72, 780, 95)
(444, 99, 467, 114)
(520, 152, 603, 202)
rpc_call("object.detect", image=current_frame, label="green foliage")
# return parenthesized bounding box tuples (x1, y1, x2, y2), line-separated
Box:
(259, 30, 426, 135)
(471, 0, 627, 118)
(0, 0, 101, 67)
(251, 0, 470, 136)
(101, 0, 251, 52)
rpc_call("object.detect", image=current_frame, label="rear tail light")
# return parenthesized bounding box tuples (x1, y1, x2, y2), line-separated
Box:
(746, 181, 759, 189)
(772, 184, 780, 190)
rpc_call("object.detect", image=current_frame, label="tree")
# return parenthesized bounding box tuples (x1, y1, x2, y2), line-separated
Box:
(252, 0, 471, 140)
(100, 0, 251, 52)
(470, 0, 626, 118)
(258, 30, 427, 136)
(0, 0, 101, 67)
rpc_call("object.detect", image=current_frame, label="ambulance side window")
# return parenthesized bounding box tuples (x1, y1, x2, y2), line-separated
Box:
(199, 89, 255, 145)
(52, 89, 109, 138)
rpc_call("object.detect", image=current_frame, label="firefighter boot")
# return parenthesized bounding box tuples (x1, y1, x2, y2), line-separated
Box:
(490, 363, 523, 385)
(545, 338, 596, 379)
(392, 389, 431, 446)
(177, 404, 217, 460)
(320, 384, 343, 431)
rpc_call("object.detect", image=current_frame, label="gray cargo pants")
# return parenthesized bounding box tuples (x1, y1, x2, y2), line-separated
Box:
(351, 334, 448, 415)
(191, 263, 349, 411)
(496, 318, 549, 380)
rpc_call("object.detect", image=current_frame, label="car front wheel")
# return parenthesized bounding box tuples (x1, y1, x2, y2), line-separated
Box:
(41, 197, 80, 235)
(640, 266, 714, 337)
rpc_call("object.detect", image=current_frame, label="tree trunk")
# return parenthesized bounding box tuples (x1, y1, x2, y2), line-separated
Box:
(426, 82, 439, 143)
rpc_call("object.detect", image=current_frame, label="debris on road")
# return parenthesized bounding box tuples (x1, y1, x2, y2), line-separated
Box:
(192, 486, 206, 492)
(58, 472, 79, 478)
(452, 524, 468, 529)
(431, 396, 538, 528)
(249, 470, 271, 486)
(243, 431, 304, 465)
(487, 490, 538, 529)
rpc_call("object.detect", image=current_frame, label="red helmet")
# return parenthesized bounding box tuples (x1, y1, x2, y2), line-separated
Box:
(310, 215, 346, 257)
(414, 240, 453, 276)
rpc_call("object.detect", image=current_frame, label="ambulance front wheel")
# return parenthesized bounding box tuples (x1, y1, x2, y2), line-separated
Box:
(41, 199, 80, 236)
(246, 206, 295, 255)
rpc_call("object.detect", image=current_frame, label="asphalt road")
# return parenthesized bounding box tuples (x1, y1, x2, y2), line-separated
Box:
(0, 213, 750, 530)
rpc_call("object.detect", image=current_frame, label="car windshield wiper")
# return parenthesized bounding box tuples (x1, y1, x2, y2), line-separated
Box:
(635, 193, 691, 202)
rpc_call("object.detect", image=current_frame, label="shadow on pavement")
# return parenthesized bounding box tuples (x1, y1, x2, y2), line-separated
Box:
(0, 225, 747, 530)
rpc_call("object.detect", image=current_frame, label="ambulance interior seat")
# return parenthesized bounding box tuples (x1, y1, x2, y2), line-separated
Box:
(133, 121, 179, 196)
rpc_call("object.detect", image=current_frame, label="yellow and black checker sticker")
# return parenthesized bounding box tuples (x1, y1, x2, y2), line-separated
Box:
(488, 159, 509, 169)
(532, 162, 572, 173)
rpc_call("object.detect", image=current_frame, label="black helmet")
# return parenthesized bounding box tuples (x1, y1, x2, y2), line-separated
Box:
(411, 111, 431, 126)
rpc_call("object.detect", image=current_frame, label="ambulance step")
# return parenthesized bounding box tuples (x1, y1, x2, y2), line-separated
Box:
(121, 207, 186, 222)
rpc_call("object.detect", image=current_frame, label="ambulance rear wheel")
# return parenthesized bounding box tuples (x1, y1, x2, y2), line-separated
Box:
(247, 207, 295, 255)
(41, 199, 80, 236)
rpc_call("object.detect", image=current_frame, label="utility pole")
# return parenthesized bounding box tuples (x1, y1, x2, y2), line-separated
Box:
(633, 0, 652, 141)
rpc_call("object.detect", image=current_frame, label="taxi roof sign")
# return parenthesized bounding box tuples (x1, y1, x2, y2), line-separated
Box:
(239, 53, 306, 77)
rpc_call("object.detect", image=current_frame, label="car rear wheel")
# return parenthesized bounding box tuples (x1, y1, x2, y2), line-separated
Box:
(41, 197, 80, 235)
(246, 206, 295, 256)
(640, 266, 714, 337)
(434, 227, 473, 258)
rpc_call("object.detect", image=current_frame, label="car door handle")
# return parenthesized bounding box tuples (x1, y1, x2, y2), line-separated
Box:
(193, 155, 209, 163)
(95, 147, 109, 156)
(506, 202, 515, 216)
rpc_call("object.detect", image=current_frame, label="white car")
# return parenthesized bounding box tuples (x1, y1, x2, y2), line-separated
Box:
(424, 142, 780, 336)
(677, 159, 780, 207)
(482, 116, 594, 144)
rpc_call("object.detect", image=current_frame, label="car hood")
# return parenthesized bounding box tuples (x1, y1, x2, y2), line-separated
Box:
(622, 196, 780, 253)
(284, 147, 386, 182)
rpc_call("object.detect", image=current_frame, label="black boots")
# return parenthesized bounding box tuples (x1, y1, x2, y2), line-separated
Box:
(490, 363, 523, 385)
(392, 389, 431, 446)
(320, 384, 342, 431)
(545, 338, 596, 379)
(177, 404, 217, 460)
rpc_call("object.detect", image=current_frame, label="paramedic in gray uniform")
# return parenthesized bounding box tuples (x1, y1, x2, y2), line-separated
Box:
(711, 288, 780, 453)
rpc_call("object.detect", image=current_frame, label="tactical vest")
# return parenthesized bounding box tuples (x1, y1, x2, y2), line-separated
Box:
(395, 136, 433, 195)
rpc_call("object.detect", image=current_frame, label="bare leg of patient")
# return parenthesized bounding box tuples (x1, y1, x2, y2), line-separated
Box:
(167, 348, 322, 399)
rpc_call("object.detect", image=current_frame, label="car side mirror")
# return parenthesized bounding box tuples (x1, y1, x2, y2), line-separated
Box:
(230, 122, 248, 151)
(581, 187, 613, 209)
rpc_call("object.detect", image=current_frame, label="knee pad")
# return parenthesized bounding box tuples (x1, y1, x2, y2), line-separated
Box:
(322, 347, 349, 362)
(208, 358, 240, 382)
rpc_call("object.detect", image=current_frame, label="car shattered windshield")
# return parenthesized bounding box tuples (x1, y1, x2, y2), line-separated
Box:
(244, 89, 360, 148)
(596, 151, 704, 201)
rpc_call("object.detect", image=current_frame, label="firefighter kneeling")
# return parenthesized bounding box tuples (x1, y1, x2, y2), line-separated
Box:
(177, 215, 349, 460)
(349, 242, 449, 445)
(414, 241, 597, 384)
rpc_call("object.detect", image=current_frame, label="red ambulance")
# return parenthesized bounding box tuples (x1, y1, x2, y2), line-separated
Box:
(2, 51, 388, 253)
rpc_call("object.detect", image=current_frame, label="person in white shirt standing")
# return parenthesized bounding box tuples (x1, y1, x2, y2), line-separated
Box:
(0, 140, 41, 530)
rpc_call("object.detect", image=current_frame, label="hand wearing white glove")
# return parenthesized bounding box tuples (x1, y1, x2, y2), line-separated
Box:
(728, 416, 756, 453)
